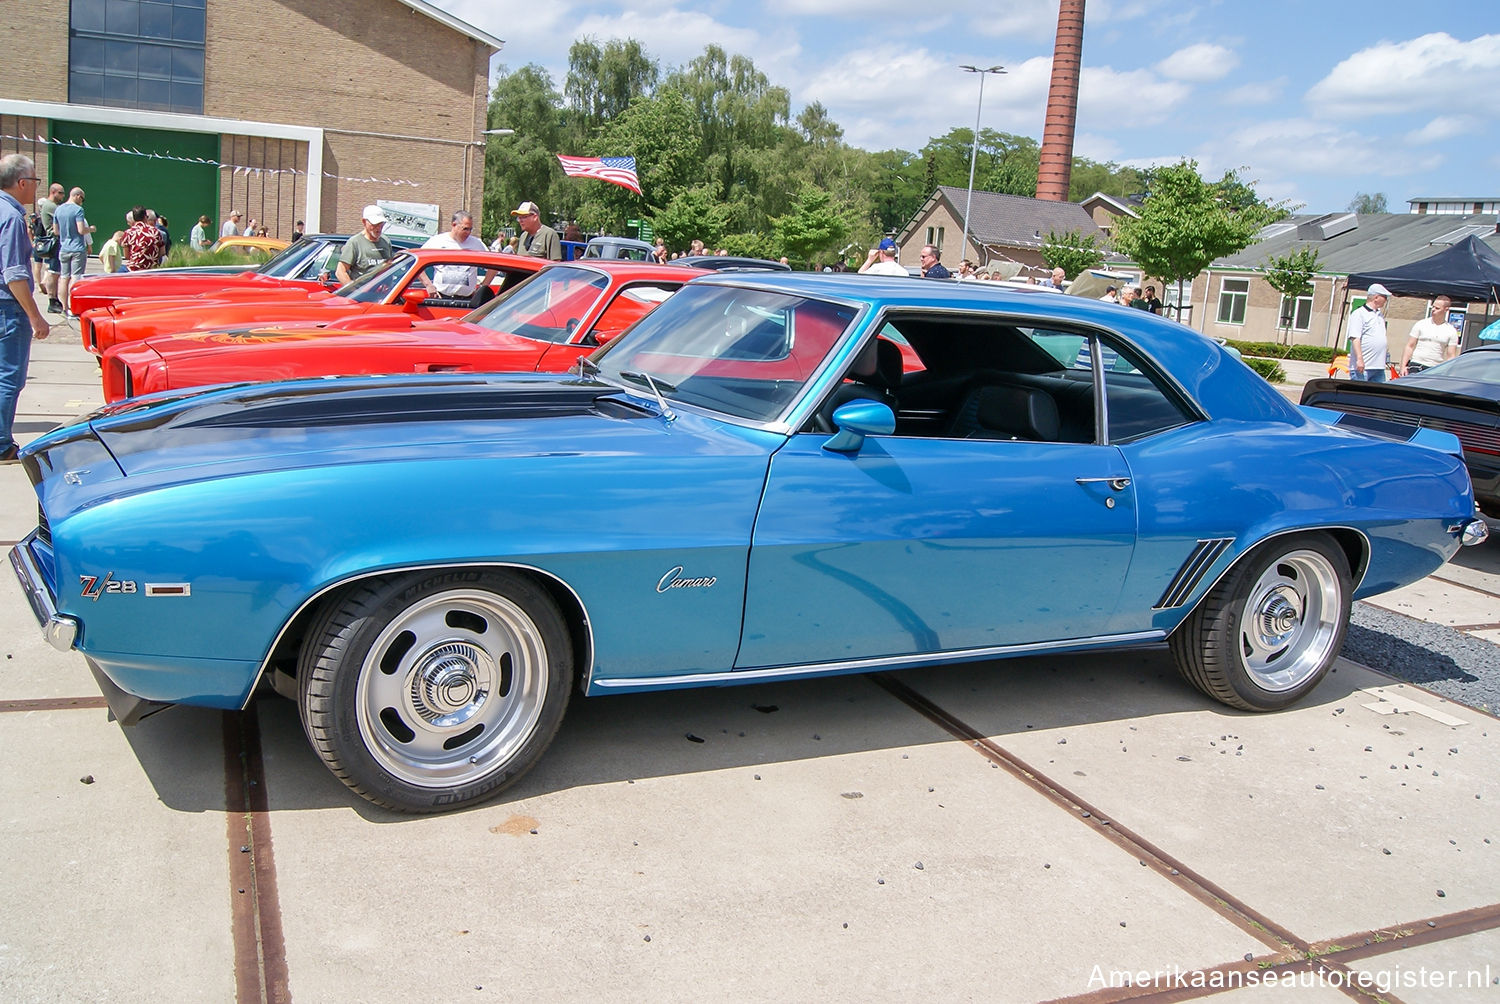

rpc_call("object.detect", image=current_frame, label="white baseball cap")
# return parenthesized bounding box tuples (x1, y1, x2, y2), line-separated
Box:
(361, 204, 387, 225)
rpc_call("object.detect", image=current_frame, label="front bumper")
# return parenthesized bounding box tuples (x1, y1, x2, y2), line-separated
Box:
(9, 533, 78, 652)
(10, 532, 171, 725)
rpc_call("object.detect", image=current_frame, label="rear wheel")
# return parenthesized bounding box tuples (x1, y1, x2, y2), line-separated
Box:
(298, 569, 571, 812)
(1170, 534, 1351, 712)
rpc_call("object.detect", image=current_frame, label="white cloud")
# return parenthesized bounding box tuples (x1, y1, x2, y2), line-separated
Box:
(1197, 119, 1444, 200)
(1222, 77, 1286, 106)
(1078, 66, 1191, 125)
(1155, 43, 1238, 82)
(569, 10, 770, 71)
(1072, 132, 1122, 163)
(1306, 33, 1500, 118)
(1406, 115, 1473, 145)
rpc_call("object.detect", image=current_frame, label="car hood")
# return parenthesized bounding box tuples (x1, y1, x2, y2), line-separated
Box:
(25, 374, 774, 493)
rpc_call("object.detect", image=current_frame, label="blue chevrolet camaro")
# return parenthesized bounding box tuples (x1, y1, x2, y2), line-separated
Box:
(10, 273, 1488, 812)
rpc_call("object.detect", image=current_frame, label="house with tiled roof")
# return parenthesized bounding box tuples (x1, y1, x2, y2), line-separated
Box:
(895, 185, 1120, 277)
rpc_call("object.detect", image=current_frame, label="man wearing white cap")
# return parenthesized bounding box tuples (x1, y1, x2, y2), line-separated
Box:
(1348, 282, 1392, 381)
(510, 201, 561, 261)
(336, 204, 393, 284)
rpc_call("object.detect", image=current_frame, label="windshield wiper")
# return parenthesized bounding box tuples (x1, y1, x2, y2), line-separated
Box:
(620, 369, 677, 421)
(574, 356, 600, 378)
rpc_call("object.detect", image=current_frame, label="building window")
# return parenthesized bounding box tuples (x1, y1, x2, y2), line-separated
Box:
(1216, 277, 1249, 325)
(69, 0, 206, 114)
(924, 225, 944, 251)
(1278, 294, 1314, 332)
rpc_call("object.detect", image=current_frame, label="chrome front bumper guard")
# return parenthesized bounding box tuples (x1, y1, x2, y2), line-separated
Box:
(9, 533, 79, 652)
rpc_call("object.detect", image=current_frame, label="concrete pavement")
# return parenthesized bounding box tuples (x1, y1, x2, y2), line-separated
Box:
(2, 288, 1498, 1002)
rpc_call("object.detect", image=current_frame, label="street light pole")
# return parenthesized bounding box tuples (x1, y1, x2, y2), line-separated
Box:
(959, 64, 1005, 267)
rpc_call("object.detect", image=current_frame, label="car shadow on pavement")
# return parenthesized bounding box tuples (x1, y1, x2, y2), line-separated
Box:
(117, 646, 1383, 821)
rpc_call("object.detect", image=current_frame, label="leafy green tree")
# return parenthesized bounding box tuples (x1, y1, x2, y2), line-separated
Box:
(649, 185, 732, 252)
(1068, 157, 1144, 202)
(1347, 191, 1388, 214)
(567, 87, 702, 231)
(1111, 160, 1288, 312)
(564, 38, 659, 139)
(1041, 229, 1105, 280)
(774, 188, 848, 267)
(482, 64, 563, 240)
(1262, 246, 1322, 344)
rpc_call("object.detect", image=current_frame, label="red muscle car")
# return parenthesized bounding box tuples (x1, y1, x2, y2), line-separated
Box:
(101, 261, 705, 402)
(80, 249, 544, 356)
(66, 233, 427, 317)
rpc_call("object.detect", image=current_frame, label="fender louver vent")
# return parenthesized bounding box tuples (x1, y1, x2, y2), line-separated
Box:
(37, 506, 51, 548)
(1155, 538, 1234, 609)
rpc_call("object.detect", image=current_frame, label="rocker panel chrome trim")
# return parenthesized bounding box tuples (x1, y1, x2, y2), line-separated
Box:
(589, 630, 1167, 691)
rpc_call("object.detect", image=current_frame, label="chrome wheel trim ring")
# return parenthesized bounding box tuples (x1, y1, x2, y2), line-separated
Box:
(354, 588, 549, 788)
(1239, 548, 1342, 693)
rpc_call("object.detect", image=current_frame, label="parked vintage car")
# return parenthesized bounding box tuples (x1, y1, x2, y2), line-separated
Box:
(79, 249, 545, 356)
(11, 274, 1487, 812)
(1301, 345, 1500, 517)
(672, 254, 790, 272)
(66, 233, 424, 317)
(100, 261, 703, 401)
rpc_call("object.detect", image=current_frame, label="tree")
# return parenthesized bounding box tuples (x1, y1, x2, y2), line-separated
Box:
(567, 87, 701, 232)
(1347, 192, 1388, 214)
(774, 188, 849, 267)
(649, 185, 732, 251)
(1041, 229, 1104, 279)
(1262, 246, 1322, 345)
(482, 64, 564, 239)
(1111, 160, 1288, 314)
(564, 38, 659, 139)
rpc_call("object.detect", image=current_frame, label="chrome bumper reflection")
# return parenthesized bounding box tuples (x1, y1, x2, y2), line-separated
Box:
(1461, 517, 1490, 547)
(8, 533, 79, 652)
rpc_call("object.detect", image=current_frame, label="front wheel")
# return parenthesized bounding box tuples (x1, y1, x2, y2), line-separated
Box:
(298, 569, 572, 812)
(1170, 535, 1351, 712)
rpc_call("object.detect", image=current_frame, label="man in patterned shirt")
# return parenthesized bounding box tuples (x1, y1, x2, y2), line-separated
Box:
(122, 206, 165, 271)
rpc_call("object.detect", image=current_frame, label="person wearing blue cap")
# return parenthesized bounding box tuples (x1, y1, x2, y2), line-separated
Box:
(859, 237, 907, 276)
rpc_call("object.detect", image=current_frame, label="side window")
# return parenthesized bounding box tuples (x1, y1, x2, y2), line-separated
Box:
(835, 315, 1193, 446)
(1216, 278, 1249, 325)
(1091, 335, 1195, 443)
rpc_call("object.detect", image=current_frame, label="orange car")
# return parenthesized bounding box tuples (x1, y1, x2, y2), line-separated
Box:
(79, 249, 545, 356)
(99, 261, 702, 401)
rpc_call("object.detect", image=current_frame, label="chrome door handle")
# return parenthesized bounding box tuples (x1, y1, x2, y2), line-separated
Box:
(1075, 477, 1132, 491)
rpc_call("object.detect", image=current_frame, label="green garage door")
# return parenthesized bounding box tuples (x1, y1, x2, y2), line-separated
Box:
(48, 122, 218, 254)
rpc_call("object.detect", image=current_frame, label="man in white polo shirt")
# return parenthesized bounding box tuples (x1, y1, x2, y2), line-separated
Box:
(421, 210, 495, 299)
(1348, 283, 1391, 381)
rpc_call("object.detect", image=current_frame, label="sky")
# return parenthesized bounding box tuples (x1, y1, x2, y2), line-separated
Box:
(430, 0, 1500, 215)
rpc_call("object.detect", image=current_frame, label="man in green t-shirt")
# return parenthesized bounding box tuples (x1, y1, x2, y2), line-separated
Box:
(335, 205, 394, 284)
(510, 201, 561, 261)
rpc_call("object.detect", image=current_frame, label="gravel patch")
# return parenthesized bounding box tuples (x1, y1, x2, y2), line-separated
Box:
(1342, 601, 1500, 714)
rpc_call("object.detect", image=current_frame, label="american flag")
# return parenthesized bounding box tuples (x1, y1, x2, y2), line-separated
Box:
(556, 155, 642, 196)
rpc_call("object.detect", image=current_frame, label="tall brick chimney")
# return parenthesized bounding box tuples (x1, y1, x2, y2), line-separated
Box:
(1036, 0, 1086, 202)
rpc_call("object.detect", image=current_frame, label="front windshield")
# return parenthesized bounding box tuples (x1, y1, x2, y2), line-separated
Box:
(592, 283, 858, 422)
(467, 265, 611, 342)
(337, 252, 415, 303)
(1417, 350, 1500, 383)
(259, 239, 322, 277)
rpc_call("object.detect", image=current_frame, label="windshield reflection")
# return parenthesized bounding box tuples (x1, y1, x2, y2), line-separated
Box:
(466, 266, 611, 343)
(591, 283, 857, 422)
(338, 253, 415, 303)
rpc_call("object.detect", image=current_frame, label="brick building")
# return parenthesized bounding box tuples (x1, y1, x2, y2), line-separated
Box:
(1, 0, 500, 241)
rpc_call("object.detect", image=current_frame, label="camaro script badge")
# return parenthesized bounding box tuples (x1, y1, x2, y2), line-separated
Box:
(656, 566, 717, 593)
